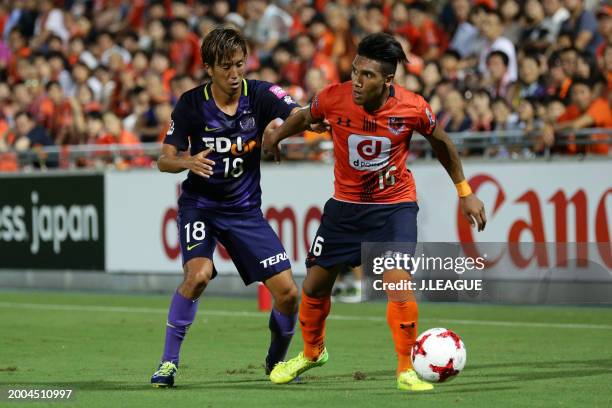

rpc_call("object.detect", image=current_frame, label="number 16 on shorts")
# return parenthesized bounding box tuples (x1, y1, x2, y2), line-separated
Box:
(311, 236, 324, 256)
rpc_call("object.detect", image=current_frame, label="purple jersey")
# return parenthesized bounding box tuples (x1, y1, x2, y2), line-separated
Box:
(164, 79, 299, 210)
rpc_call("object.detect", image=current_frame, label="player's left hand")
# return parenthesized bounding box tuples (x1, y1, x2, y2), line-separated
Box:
(308, 119, 330, 133)
(460, 194, 486, 232)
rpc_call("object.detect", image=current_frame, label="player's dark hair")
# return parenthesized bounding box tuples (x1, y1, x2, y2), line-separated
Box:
(357, 32, 408, 76)
(200, 26, 248, 67)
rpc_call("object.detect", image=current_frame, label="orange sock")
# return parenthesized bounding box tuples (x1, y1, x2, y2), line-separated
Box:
(386, 299, 418, 376)
(299, 290, 331, 360)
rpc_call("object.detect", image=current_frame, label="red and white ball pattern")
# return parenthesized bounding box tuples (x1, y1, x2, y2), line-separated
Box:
(411, 328, 467, 383)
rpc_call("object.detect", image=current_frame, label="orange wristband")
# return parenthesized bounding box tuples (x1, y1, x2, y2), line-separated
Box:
(455, 180, 472, 197)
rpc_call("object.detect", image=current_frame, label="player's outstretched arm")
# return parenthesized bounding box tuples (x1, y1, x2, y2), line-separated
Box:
(424, 126, 487, 231)
(157, 144, 215, 178)
(263, 106, 317, 163)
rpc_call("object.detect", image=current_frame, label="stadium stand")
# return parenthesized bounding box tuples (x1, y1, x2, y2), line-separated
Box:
(0, 0, 610, 170)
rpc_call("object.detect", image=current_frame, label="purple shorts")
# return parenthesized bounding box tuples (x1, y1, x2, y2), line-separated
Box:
(177, 203, 291, 285)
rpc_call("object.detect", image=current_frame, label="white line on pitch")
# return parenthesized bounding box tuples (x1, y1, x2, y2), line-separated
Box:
(0, 302, 610, 330)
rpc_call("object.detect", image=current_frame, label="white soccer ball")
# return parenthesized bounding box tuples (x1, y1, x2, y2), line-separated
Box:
(410, 327, 467, 383)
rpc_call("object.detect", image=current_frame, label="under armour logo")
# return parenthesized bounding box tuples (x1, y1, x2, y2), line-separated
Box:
(337, 117, 351, 127)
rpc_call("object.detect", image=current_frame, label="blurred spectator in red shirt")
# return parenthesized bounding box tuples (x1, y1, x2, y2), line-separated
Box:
(356, 3, 386, 36)
(399, 1, 447, 61)
(547, 51, 573, 101)
(38, 80, 73, 144)
(596, 7, 612, 59)
(307, 14, 334, 57)
(394, 34, 424, 77)
(7, 28, 31, 83)
(295, 33, 339, 87)
(169, 18, 201, 76)
(272, 42, 301, 85)
(151, 50, 176, 93)
(324, 3, 356, 82)
(544, 78, 612, 154)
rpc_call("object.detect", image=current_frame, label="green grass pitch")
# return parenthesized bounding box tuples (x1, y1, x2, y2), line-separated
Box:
(1, 290, 611, 407)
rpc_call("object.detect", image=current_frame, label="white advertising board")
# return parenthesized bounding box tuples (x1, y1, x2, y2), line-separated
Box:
(105, 161, 611, 275)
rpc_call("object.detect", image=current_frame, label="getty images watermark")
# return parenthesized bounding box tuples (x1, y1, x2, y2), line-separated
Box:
(359, 242, 612, 304)
(370, 250, 485, 292)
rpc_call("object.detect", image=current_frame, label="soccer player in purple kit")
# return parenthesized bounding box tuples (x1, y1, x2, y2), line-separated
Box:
(150, 27, 303, 387)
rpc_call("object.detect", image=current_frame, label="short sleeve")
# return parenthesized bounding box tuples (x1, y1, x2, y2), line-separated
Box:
(310, 85, 332, 120)
(163, 96, 191, 151)
(416, 97, 437, 136)
(254, 81, 300, 123)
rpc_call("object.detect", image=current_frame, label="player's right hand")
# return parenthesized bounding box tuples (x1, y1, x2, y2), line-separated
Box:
(185, 148, 215, 178)
(263, 129, 281, 164)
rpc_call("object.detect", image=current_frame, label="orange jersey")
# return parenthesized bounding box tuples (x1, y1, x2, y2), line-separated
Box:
(310, 81, 436, 203)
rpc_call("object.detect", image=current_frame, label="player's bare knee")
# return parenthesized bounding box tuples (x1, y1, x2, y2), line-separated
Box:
(183, 259, 213, 291)
(271, 283, 298, 310)
(302, 282, 330, 299)
(281, 284, 299, 309)
(190, 269, 212, 288)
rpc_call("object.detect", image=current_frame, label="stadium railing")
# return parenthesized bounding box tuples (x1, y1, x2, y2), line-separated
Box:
(4, 128, 611, 170)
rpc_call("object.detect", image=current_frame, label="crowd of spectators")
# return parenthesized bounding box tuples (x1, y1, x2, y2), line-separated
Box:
(0, 0, 610, 170)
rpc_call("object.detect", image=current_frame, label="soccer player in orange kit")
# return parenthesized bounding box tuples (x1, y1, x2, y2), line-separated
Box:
(263, 33, 486, 391)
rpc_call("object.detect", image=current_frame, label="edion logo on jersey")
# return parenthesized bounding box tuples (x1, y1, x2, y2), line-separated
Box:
(348, 134, 391, 171)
